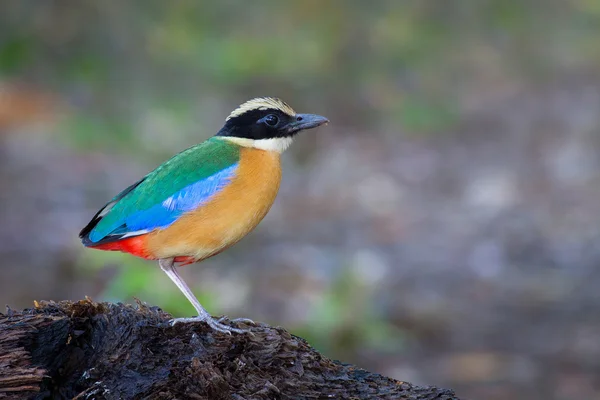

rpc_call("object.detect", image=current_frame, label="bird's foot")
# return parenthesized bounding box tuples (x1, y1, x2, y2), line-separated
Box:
(170, 315, 248, 334)
(217, 316, 256, 325)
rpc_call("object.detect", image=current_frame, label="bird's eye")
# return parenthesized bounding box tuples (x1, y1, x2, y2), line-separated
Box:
(264, 114, 279, 126)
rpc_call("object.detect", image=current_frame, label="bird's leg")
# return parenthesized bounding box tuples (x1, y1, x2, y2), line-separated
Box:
(158, 258, 212, 320)
(158, 258, 246, 334)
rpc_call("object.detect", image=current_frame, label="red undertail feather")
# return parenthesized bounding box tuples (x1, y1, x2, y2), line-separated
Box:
(89, 235, 196, 265)
(88, 235, 154, 260)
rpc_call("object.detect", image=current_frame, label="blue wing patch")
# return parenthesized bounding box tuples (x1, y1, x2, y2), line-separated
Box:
(87, 163, 238, 243)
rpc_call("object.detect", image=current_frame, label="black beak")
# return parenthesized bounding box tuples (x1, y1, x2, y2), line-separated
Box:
(289, 113, 329, 133)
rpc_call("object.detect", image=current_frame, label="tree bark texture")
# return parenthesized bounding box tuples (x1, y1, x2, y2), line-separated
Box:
(0, 300, 459, 399)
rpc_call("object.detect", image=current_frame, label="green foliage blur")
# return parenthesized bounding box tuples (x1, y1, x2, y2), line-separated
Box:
(5, 1, 600, 154)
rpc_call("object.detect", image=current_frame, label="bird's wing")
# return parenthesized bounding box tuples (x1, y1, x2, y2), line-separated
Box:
(80, 138, 240, 246)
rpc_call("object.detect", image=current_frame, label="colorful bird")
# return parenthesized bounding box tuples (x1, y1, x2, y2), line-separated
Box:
(80, 97, 329, 333)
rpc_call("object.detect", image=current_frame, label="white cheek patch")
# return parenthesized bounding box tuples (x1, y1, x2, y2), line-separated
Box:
(253, 137, 294, 153)
(218, 136, 294, 153)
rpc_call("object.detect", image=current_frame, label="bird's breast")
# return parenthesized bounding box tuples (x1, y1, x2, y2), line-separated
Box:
(145, 147, 282, 261)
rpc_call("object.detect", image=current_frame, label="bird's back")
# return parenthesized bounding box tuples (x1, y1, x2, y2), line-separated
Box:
(81, 137, 282, 262)
(145, 144, 281, 261)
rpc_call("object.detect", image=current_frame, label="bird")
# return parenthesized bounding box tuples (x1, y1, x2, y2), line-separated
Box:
(79, 97, 329, 333)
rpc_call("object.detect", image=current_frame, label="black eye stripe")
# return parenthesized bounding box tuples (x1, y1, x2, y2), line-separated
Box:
(217, 109, 296, 140)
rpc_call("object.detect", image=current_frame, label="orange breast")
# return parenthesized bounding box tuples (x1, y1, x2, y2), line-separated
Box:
(145, 147, 282, 261)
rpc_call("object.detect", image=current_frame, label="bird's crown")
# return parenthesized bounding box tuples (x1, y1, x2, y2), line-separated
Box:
(226, 97, 296, 121)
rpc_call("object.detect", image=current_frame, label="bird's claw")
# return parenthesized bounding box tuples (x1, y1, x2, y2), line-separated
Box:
(217, 316, 256, 325)
(169, 316, 248, 334)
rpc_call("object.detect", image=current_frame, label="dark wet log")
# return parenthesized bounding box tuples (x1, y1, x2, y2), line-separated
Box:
(0, 300, 458, 399)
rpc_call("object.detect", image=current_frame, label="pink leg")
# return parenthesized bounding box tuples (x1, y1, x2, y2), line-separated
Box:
(158, 258, 246, 334)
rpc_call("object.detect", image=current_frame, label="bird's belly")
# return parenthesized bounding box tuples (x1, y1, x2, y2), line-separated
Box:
(145, 148, 281, 261)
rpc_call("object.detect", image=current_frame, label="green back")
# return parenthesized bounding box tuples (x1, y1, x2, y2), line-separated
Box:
(90, 137, 240, 240)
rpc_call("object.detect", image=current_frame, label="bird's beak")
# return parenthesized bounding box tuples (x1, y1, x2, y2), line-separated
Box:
(289, 113, 330, 133)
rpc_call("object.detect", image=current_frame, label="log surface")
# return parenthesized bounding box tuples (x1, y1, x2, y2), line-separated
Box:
(0, 300, 459, 399)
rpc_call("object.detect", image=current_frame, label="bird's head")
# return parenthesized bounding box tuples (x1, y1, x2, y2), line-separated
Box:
(216, 97, 329, 153)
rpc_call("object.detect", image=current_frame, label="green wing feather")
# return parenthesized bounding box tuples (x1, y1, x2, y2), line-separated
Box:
(80, 137, 240, 244)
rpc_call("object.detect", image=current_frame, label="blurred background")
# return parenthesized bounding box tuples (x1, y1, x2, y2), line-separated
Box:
(2, 1, 600, 399)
